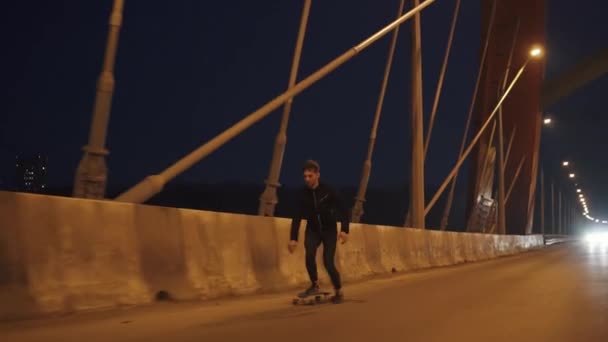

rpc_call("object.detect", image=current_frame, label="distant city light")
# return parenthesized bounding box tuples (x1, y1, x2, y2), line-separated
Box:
(562, 161, 569, 166)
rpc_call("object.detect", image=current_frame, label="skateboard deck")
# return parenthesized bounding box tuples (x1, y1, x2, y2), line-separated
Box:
(292, 291, 331, 305)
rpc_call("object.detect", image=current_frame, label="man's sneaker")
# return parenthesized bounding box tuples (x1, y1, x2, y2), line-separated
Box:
(298, 283, 320, 298)
(331, 290, 344, 304)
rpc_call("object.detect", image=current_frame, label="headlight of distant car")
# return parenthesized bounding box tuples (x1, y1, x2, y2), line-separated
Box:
(584, 231, 608, 245)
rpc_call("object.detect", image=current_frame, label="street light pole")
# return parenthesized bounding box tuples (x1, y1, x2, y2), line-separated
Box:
(425, 55, 538, 216)
(258, 0, 312, 217)
(409, 0, 426, 229)
(540, 166, 545, 235)
(551, 179, 555, 234)
(562, 194, 570, 235)
(566, 199, 572, 235)
(558, 187, 563, 234)
(352, 0, 405, 223)
(73, 0, 125, 199)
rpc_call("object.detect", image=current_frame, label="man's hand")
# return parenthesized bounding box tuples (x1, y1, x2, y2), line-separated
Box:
(288, 240, 298, 254)
(339, 231, 348, 244)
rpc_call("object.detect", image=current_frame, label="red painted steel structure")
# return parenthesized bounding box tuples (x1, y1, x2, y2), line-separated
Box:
(468, 0, 546, 235)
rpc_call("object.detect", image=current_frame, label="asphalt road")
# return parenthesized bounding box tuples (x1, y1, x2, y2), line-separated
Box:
(2, 242, 607, 342)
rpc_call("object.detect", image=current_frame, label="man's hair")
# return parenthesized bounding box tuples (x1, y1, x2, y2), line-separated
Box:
(302, 159, 320, 173)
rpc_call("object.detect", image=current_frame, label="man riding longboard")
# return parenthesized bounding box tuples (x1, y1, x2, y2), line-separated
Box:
(288, 160, 349, 304)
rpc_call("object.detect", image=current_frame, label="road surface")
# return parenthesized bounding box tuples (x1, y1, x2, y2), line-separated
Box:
(1, 242, 607, 341)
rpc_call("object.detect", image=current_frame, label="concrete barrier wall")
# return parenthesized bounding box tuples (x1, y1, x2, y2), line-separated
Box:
(0, 191, 544, 320)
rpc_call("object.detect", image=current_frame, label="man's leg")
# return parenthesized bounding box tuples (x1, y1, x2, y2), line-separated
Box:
(304, 230, 322, 287)
(321, 230, 342, 291)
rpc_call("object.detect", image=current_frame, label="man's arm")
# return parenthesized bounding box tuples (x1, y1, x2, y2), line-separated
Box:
(331, 187, 350, 234)
(290, 190, 303, 241)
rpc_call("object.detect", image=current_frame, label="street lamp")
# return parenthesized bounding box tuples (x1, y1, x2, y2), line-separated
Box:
(530, 46, 543, 58)
(569, 173, 575, 178)
(562, 161, 569, 166)
(543, 118, 552, 125)
(577, 189, 581, 193)
(425, 44, 545, 224)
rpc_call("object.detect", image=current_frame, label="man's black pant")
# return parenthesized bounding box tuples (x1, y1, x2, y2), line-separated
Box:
(304, 228, 341, 290)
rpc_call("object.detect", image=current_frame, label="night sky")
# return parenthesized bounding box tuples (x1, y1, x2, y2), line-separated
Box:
(2, 1, 607, 217)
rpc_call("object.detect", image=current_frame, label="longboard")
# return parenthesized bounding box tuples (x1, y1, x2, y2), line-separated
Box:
(292, 291, 331, 305)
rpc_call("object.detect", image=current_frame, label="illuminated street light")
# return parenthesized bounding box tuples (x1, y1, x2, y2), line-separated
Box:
(577, 189, 581, 193)
(569, 173, 575, 178)
(562, 161, 569, 166)
(530, 46, 543, 58)
(543, 118, 552, 125)
(579, 194, 584, 198)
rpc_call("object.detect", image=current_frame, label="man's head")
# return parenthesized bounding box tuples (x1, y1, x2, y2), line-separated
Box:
(302, 160, 320, 189)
